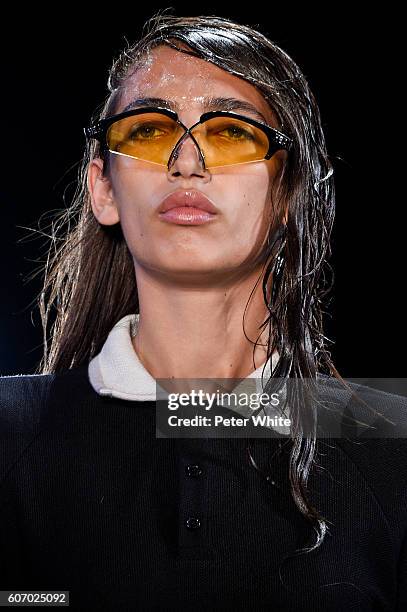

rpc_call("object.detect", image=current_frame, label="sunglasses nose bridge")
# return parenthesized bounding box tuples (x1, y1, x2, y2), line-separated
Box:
(167, 125, 206, 171)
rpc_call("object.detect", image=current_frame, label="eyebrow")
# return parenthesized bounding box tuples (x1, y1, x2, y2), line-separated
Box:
(120, 96, 269, 124)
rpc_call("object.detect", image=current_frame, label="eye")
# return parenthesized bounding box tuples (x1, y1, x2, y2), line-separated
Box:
(129, 123, 166, 140)
(217, 124, 255, 141)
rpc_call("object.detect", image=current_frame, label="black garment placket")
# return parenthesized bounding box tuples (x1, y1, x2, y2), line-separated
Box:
(176, 438, 213, 559)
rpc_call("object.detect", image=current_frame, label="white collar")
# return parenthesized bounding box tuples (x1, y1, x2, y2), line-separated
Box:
(88, 313, 280, 402)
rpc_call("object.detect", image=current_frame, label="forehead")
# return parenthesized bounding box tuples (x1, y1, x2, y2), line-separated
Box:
(118, 45, 276, 124)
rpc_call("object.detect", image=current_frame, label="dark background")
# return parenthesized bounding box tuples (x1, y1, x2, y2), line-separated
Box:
(0, 6, 402, 377)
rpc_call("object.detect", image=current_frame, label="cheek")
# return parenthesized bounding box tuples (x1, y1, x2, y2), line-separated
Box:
(112, 169, 158, 242)
(118, 201, 146, 247)
(225, 172, 274, 232)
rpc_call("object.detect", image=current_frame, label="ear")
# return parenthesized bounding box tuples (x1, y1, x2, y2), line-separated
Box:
(87, 157, 120, 225)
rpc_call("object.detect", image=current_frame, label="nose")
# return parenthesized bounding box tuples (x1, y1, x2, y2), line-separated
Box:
(167, 131, 208, 176)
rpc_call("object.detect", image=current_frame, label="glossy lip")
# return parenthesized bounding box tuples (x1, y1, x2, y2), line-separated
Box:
(159, 207, 217, 225)
(158, 189, 219, 215)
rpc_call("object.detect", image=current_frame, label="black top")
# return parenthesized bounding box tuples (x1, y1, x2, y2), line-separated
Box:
(0, 364, 406, 611)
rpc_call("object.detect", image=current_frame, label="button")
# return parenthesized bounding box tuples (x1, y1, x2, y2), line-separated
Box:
(185, 517, 201, 530)
(185, 463, 203, 477)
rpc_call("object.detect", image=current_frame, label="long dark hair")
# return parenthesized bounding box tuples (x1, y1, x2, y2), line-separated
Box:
(33, 10, 349, 570)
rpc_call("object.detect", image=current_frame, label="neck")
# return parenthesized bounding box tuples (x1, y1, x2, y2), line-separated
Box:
(131, 263, 275, 380)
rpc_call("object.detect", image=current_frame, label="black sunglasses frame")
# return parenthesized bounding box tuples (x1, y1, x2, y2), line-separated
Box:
(83, 106, 293, 170)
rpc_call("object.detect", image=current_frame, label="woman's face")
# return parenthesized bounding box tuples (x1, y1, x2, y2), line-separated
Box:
(89, 45, 287, 283)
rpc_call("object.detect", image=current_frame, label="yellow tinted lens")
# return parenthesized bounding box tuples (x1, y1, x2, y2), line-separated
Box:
(192, 116, 269, 168)
(106, 113, 270, 168)
(106, 113, 184, 165)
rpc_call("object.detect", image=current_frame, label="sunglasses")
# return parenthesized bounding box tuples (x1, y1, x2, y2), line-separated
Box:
(84, 106, 293, 170)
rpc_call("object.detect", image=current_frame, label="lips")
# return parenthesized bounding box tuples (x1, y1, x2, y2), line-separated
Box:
(158, 190, 219, 215)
